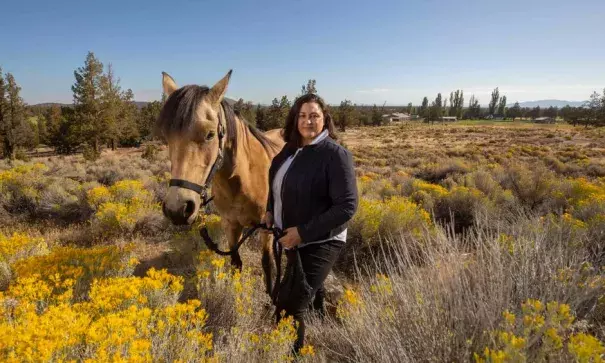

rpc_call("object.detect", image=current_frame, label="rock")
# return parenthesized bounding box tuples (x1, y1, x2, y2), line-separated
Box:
(323, 273, 344, 306)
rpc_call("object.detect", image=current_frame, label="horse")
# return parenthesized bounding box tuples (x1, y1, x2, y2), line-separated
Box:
(157, 70, 285, 294)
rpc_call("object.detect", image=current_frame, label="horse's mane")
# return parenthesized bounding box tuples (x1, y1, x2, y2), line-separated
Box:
(157, 85, 279, 154)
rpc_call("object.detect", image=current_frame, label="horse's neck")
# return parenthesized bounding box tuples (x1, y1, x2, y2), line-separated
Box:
(219, 113, 260, 179)
(212, 114, 266, 212)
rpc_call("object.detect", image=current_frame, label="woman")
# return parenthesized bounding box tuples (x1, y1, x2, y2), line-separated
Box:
(261, 93, 359, 352)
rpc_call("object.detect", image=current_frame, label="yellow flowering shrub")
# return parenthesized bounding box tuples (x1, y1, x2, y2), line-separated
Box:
(474, 299, 605, 363)
(401, 178, 450, 211)
(0, 232, 48, 265)
(411, 179, 449, 199)
(568, 333, 605, 363)
(110, 180, 154, 204)
(351, 196, 432, 243)
(336, 287, 364, 319)
(0, 163, 48, 188)
(228, 315, 299, 362)
(12, 245, 137, 300)
(86, 185, 112, 208)
(197, 251, 257, 319)
(87, 179, 160, 239)
(0, 299, 91, 362)
(87, 268, 183, 313)
(93, 202, 140, 234)
(1, 274, 75, 316)
(357, 177, 398, 199)
(433, 186, 490, 232)
(196, 213, 224, 243)
(558, 177, 605, 208)
(0, 232, 49, 290)
(0, 268, 213, 362)
(551, 178, 605, 227)
(370, 273, 394, 296)
(0, 163, 77, 220)
(195, 250, 311, 362)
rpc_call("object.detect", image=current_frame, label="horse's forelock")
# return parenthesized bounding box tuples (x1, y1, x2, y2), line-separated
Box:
(157, 85, 210, 137)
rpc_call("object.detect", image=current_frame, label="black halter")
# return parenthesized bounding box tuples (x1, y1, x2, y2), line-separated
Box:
(168, 105, 226, 207)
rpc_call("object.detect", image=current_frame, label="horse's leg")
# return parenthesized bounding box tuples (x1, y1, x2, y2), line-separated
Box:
(225, 221, 244, 269)
(260, 231, 273, 295)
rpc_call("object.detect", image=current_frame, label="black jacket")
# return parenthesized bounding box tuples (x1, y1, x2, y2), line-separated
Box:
(267, 137, 358, 245)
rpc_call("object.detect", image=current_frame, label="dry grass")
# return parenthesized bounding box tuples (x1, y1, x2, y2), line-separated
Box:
(0, 123, 604, 362)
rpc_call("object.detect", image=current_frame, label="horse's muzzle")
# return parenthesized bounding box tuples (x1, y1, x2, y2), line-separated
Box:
(162, 200, 196, 225)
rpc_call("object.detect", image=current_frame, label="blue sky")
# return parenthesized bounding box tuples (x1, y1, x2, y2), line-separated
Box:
(1, 0, 604, 106)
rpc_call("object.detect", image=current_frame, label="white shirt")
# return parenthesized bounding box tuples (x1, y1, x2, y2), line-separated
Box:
(272, 130, 347, 248)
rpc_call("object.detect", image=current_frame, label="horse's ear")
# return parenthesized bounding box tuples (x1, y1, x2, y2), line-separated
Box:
(208, 70, 233, 105)
(162, 72, 178, 96)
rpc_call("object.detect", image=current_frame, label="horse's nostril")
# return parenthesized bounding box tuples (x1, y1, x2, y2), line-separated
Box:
(184, 200, 196, 218)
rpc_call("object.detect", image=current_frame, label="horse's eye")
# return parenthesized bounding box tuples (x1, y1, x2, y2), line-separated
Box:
(206, 132, 215, 141)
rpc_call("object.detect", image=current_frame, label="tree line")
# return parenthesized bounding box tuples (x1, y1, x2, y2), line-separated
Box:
(1, 52, 163, 160)
(415, 87, 605, 125)
(1, 56, 604, 160)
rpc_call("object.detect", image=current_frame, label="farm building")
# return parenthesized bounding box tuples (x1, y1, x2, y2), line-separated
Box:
(381, 112, 411, 123)
(440, 116, 457, 122)
(533, 117, 555, 124)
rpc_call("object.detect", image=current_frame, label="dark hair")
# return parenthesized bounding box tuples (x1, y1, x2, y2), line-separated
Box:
(283, 93, 337, 148)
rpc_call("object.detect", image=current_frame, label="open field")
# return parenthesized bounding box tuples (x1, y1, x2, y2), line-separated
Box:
(1, 123, 604, 362)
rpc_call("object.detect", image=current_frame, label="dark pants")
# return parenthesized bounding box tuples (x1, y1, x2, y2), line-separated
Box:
(282, 240, 344, 352)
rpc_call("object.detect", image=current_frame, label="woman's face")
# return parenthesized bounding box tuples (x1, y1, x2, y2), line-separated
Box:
(297, 102, 325, 145)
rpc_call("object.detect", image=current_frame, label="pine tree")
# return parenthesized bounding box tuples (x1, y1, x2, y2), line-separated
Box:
(509, 102, 521, 121)
(264, 96, 290, 130)
(488, 87, 500, 116)
(301, 79, 317, 95)
(234, 98, 245, 114)
(72, 51, 104, 152)
(139, 101, 162, 141)
(468, 95, 481, 119)
(36, 114, 49, 145)
(241, 101, 256, 125)
(45, 105, 64, 149)
(0, 68, 6, 157)
(371, 104, 382, 126)
(420, 97, 429, 121)
(255, 104, 267, 130)
(498, 95, 507, 117)
(586, 91, 602, 126)
(449, 90, 464, 118)
(53, 106, 81, 154)
(118, 89, 140, 146)
(233, 98, 256, 125)
(337, 99, 354, 132)
(600, 88, 605, 125)
(99, 63, 122, 150)
(431, 93, 443, 123)
(2, 73, 30, 159)
(279, 95, 291, 125)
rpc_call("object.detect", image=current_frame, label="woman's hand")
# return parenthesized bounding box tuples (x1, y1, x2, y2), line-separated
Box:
(278, 227, 302, 249)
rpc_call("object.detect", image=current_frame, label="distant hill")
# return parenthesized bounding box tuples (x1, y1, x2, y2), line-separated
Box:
(30, 102, 72, 108)
(31, 102, 151, 109)
(509, 100, 586, 108)
(32, 97, 237, 110)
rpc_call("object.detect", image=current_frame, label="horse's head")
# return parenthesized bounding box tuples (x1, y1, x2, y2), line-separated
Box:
(158, 70, 232, 225)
